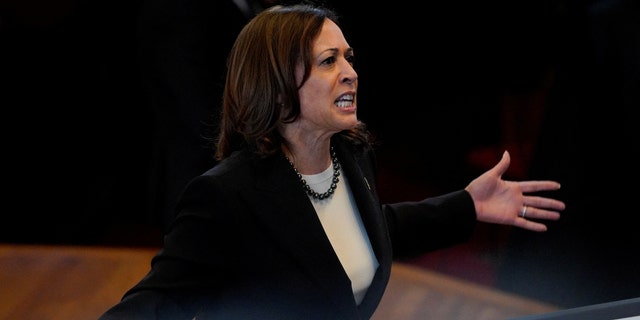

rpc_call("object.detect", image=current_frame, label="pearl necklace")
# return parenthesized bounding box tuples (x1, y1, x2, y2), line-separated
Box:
(286, 147, 341, 200)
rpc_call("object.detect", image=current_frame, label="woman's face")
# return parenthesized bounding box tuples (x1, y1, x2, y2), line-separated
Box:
(295, 18, 358, 137)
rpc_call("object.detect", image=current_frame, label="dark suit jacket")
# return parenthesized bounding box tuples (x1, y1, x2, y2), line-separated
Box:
(99, 135, 477, 319)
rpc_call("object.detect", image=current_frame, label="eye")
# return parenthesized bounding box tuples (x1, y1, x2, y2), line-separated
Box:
(321, 56, 336, 65)
(346, 54, 355, 66)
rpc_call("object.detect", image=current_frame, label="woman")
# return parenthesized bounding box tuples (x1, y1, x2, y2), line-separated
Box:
(99, 3, 565, 319)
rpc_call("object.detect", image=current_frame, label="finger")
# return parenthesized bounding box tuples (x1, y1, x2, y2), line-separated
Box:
(519, 206, 561, 221)
(514, 218, 549, 232)
(524, 196, 566, 211)
(490, 151, 511, 178)
(519, 180, 562, 193)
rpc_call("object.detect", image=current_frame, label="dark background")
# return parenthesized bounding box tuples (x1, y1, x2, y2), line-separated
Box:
(1, 0, 638, 311)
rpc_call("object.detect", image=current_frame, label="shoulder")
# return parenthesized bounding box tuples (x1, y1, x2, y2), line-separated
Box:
(202, 148, 256, 179)
(173, 150, 279, 219)
(184, 149, 267, 195)
(181, 149, 292, 199)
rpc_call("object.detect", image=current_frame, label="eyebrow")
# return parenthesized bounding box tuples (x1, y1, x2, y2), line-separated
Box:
(321, 47, 354, 55)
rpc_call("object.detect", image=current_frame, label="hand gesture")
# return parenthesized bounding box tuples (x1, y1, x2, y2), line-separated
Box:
(464, 151, 566, 232)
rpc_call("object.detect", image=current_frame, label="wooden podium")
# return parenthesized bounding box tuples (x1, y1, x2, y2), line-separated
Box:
(0, 244, 558, 320)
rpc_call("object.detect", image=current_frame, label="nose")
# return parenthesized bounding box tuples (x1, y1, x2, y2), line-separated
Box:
(341, 62, 357, 85)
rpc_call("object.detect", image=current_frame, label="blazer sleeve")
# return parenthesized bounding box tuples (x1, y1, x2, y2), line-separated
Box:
(99, 173, 243, 320)
(98, 290, 191, 320)
(344, 138, 478, 260)
(383, 189, 477, 259)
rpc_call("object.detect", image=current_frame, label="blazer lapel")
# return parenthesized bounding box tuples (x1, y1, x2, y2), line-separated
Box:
(250, 154, 360, 315)
(332, 138, 393, 315)
(332, 140, 391, 267)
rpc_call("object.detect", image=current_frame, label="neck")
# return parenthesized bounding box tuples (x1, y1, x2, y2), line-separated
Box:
(281, 141, 332, 175)
(285, 145, 341, 200)
(279, 123, 337, 173)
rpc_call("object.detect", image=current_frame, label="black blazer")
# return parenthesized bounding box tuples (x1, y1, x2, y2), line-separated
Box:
(99, 135, 477, 320)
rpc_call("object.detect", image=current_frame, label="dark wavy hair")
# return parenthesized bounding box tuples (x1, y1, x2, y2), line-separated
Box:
(214, 3, 371, 160)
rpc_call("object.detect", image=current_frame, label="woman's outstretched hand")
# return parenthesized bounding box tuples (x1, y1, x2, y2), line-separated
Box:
(464, 151, 566, 232)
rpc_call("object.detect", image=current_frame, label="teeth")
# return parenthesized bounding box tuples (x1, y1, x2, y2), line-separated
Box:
(336, 101, 352, 108)
(335, 94, 354, 108)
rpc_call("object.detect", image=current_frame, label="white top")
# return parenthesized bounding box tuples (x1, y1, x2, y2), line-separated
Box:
(302, 165, 379, 305)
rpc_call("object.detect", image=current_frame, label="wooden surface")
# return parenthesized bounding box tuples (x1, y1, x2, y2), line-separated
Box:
(0, 244, 157, 320)
(0, 244, 559, 320)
